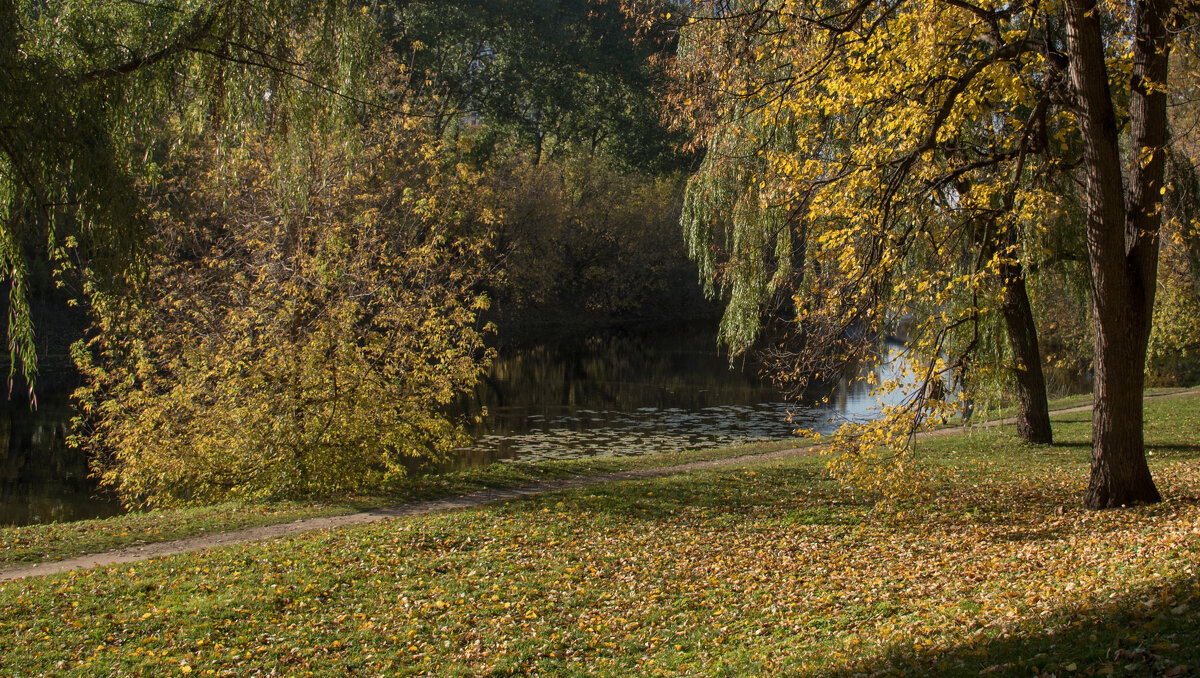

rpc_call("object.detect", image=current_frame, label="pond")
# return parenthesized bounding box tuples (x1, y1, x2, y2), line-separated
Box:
(0, 323, 907, 526)
(0, 398, 124, 527)
(438, 323, 908, 470)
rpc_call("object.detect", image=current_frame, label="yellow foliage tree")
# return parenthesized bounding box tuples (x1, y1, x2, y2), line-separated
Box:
(667, 0, 1195, 507)
(72, 117, 495, 507)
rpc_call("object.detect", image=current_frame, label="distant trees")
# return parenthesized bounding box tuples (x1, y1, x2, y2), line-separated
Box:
(668, 0, 1199, 506)
(487, 156, 706, 332)
(1148, 45, 1200, 385)
(381, 0, 703, 333)
(382, 0, 685, 170)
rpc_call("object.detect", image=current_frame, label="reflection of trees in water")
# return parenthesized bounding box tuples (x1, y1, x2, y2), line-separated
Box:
(439, 326, 913, 474)
(458, 325, 783, 428)
(0, 398, 122, 526)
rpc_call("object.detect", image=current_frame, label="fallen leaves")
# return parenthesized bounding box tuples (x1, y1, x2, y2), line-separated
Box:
(1, 404, 1199, 676)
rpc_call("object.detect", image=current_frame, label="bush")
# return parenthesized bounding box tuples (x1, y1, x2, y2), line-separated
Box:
(72, 120, 495, 507)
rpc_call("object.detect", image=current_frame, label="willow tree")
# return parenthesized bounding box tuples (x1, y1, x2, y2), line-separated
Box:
(675, 2, 1065, 447)
(0, 0, 376, 390)
(671, 0, 1194, 507)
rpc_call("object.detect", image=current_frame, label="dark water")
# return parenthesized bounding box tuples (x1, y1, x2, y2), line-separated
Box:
(438, 324, 907, 470)
(0, 398, 123, 527)
(0, 324, 907, 526)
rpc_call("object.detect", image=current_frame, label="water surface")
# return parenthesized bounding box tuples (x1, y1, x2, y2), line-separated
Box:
(1, 399, 123, 526)
(441, 324, 906, 469)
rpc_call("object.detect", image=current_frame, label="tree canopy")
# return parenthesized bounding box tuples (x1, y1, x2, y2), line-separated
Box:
(382, 0, 686, 169)
(0, 0, 377, 390)
(670, 0, 1198, 506)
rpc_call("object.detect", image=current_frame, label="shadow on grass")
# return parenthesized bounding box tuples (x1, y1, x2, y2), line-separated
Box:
(1041, 441, 1200, 459)
(1047, 413, 1092, 425)
(1146, 444, 1200, 459)
(825, 574, 1200, 677)
(1048, 441, 1091, 449)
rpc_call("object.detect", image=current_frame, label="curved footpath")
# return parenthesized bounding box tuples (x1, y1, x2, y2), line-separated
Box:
(3, 389, 1196, 582)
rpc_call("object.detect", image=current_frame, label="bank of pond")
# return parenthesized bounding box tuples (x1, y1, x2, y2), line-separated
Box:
(2, 323, 910, 526)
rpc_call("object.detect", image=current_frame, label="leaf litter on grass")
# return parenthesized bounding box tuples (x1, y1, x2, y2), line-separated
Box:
(1, 404, 1199, 677)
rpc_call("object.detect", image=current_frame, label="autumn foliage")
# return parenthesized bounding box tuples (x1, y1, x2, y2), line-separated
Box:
(71, 120, 495, 507)
(668, 0, 1196, 505)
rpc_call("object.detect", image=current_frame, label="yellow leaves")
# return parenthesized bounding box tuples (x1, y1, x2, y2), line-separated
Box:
(76, 121, 494, 507)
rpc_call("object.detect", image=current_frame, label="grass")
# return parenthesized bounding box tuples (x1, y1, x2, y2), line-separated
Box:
(0, 439, 807, 570)
(0, 394, 1197, 676)
(955, 386, 1190, 422)
(970, 386, 1192, 425)
(2, 387, 1194, 569)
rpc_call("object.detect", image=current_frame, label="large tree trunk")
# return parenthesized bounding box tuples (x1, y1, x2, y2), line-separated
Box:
(1089, 312, 1160, 506)
(998, 260, 1053, 444)
(1064, 0, 1169, 508)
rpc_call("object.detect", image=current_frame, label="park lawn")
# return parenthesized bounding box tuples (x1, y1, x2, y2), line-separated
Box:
(967, 386, 1191, 426)
(0, 388, 1161, 570)
(0, 440, 805, 570)
(0, 396, 1197, 676)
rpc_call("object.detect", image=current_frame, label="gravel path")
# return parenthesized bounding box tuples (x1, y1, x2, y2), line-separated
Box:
(3, 389, 1193, 582)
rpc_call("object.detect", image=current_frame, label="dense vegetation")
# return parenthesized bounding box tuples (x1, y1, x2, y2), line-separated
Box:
(669, 0, 1200, 506)
(2, 0, 699, 506)
(1, 0, 1198, 506)
(73, 122, 496, 506)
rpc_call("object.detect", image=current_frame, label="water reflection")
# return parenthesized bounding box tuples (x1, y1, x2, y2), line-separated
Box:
(440, 325, 907, 470)
(0, 397, 123, 527)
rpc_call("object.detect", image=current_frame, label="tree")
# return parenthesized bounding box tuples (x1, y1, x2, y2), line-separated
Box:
(485, 153, 704, 332)
(1149, 45, 1200, 383)
(380, 0, 687, 170)
(73, 118, 495, 507)
(667, 0, 1196, 506)
(1063, 0, 1174, 507)
(673, 1, 1063, 443)
(0, 0, 376, 390)
(377, 0, 704, 335)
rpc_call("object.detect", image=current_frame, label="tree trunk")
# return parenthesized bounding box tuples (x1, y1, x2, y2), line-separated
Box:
(1064, 0, 1169, 508)
(998, 259, 1053, 444)
(1088, 314, 1160, 506)
(974, 208, 1053, 444)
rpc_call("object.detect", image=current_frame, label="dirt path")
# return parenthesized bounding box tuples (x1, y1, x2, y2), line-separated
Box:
(3, 389, 1195, 582)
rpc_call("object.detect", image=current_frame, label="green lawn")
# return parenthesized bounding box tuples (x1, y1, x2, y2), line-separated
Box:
(0, 440, 806, 569)
(1, 395, 1197, 676)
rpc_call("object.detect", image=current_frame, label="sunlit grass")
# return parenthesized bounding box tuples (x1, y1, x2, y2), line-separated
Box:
(0, 395, 1197, 676)
(0, 439, 807, 569)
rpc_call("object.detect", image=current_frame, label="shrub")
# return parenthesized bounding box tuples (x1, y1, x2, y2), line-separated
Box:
(72, 119, 495, 507)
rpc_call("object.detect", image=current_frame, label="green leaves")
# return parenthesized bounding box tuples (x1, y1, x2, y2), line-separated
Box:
(1, 0, 381, 389)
